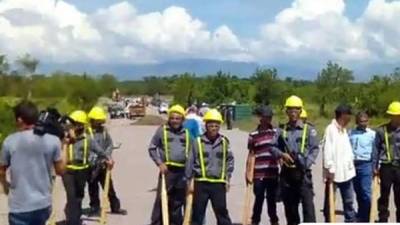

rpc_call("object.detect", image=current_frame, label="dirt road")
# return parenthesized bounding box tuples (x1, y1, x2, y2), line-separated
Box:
(0, 117, 396, 224)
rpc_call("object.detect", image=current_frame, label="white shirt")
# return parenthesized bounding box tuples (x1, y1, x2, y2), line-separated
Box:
(322, 119, 356, 183)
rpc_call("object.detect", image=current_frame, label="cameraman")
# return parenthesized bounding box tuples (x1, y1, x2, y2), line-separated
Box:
(63, 110, 113, 225)
(0, 101, 66, 225)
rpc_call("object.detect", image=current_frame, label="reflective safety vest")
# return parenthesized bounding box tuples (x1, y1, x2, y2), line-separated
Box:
(283, 123, 308, 154)
(67, 134, 89, 170)
(195, 137, 228, 183)
(383, 126, 394, 164)
(163, 125, 190, 167)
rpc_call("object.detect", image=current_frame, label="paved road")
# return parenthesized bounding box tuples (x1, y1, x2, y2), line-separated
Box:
(0, 117, 396, 224)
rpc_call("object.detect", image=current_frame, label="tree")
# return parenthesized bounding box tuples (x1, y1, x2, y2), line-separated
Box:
(315, 61, 354, 116)
(0, 54, 9, 75)
(251, 68, 280, 105)
(171, 73, 197, 106)
(16, 53, 39, 75)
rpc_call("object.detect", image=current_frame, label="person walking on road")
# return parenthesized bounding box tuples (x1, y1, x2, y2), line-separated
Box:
(185, 109, 234, 225)
(272, 96, 320, 225)
(374, 101, 400, 222)
(87, 106, 127, 216)
(246, 105, 280, 225)
(184, 106, 204, 139)
(349, 111, 376, 222)
(148, 104, 191, 225)
(322, 104, 357, 222)
(0, 101, 66, 225)
(63, 110, 113, 225)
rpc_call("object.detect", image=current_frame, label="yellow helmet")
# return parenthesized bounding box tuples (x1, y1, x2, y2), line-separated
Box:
(387, 101, 400, 115)
(300, 109, 308, 119)
(168, 104, 185, 117)
(203, 109, 223, 123)
(69, 110, 88, 124)
(285, 95, 303, 108)
(88, 106, 107, 121)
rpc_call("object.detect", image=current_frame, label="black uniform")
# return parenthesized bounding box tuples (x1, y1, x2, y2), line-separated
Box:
(63, 133, 107, 225)
(272, 121, 319, 225)
(375, 123, 400, 222)
(148, 125, 191, 225)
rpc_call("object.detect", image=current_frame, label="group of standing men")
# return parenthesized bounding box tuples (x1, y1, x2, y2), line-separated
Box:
(148, 96, 400, 225)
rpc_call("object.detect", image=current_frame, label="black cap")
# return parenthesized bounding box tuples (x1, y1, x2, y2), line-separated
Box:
(256, 105, 274, 117)
(335, 104, 352, 118)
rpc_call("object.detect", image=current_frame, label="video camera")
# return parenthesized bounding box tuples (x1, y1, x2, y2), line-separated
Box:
(33, 108, 74, 140)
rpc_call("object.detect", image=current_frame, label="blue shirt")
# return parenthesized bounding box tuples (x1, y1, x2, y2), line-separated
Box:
(349, 127, 376, 161)
(0, 130, 61, 213)
(184, 119, 201, 139)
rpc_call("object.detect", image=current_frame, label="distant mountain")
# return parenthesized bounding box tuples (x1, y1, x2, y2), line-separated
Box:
(40, 59, 260, 80)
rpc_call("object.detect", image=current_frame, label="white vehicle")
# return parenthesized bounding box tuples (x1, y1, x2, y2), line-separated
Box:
(158, 102, 169, 114)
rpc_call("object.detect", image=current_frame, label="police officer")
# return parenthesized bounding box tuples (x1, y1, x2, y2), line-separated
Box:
(63, 110, 113, 225)
(87, 106, 127, 216)
(185, 109, 234, 225)
(375, 101, 400, 222)
(149, 104, 191, 225)
(272, 96, 319, 225)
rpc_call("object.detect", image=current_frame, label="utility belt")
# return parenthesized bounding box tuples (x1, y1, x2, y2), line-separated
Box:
(167, 165, 185, 173)
(381, 160, 400, 168)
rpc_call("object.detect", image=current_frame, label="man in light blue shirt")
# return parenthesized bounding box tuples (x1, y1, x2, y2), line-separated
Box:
(349, 111, 376, 222)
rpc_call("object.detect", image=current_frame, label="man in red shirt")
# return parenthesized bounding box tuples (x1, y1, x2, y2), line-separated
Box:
(246, 105, 280, 225)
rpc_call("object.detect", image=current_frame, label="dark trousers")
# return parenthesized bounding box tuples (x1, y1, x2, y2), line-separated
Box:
(281, 168, 315, 225)
(150, 170, 186, 225)
(192, 181, 232, 225)
(62, 169, 89, 225)
(251, 177, 279, 224)
(88, 167, 121, 211)
(378, 164, 400, 222)
(353, 161, 372, 222)
(9, 207, 51, 225)
(323, 180, 356, 222)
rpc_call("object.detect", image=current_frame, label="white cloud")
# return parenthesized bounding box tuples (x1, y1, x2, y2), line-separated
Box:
(0, 0, 252, 64)
(251, 0, 400, 73)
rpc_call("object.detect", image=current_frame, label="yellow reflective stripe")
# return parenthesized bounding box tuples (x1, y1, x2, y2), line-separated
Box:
(185, 129, 190, 157)
(384, 126, 392, 162)
(68, 144, 73, 162)
(163, 125, 170, 163)
(195, 177, 226, 183)
(301, 124, 308, 154)
(83, 134, 88, 165)
(165, 162, 185, 167)
(197, 137, 227, 182)
(197, 138, 207, 178)
(67, 164, 89, 170)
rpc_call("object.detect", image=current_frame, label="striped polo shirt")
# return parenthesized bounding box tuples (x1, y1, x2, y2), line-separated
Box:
(248, 125, 279, 179)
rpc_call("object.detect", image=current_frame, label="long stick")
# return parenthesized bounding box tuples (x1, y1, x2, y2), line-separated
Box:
(328, 180, 336, 223)
(242, 154, 256, 225)
(48, 176, 58, 225)
(100, 169, 111, 225)
(370, 176, 380, 222)
(161, 174, 170, 225)
(183, 179, 194, 225)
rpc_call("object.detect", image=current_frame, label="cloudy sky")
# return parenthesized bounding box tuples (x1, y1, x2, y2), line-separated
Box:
(0, 0, 399, 77)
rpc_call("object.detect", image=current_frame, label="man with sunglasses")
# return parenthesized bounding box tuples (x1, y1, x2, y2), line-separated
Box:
(148, 104, 191, 225)
(272, 95, 319, 225)
(349, 111, 376, 222)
